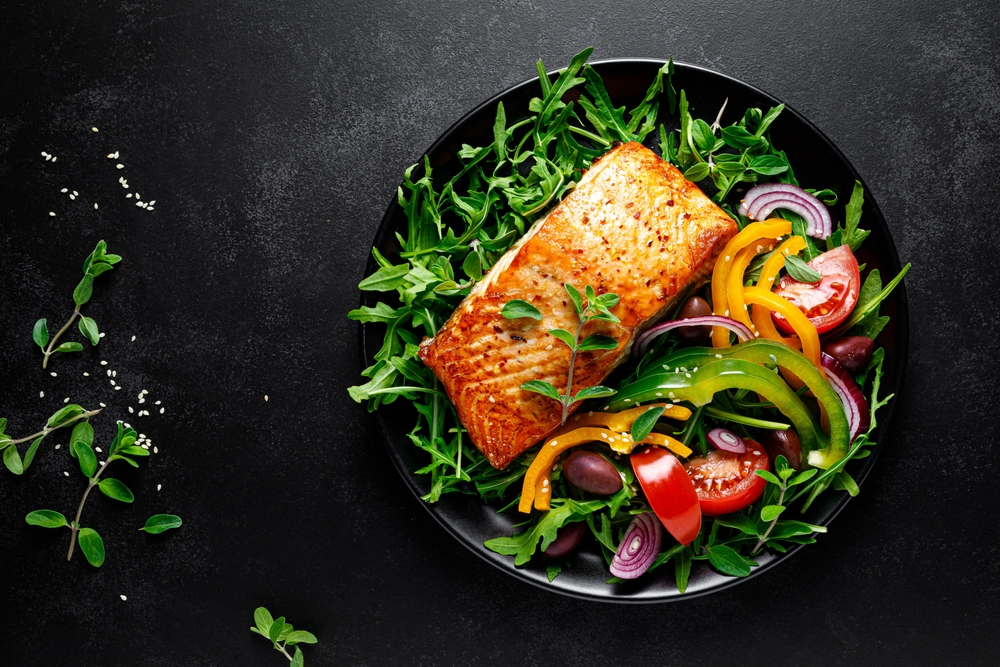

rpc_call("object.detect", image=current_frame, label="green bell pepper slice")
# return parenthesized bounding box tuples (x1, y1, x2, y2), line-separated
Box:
(611, 339, 849, 469)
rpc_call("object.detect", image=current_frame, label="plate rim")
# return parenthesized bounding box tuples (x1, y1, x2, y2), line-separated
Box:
(359, 57, 909, 603)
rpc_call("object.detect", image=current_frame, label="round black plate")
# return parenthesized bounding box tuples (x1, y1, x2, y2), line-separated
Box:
(359, 59, 909, 602)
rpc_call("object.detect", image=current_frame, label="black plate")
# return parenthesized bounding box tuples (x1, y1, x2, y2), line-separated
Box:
(359, 59, 909, 602)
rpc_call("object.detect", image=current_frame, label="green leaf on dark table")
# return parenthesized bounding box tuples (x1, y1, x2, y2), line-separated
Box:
(77, 527, 105, 567)
(140, 514, 183, 534)
(99, 478, 134, 503)
(74, 441, 97, 477)
(32, 318, 49, 349)
(78, 315, 100, 345)
(3, 445, 24, 475)
(23, 436, 44, 469)
(254, 607, 274, 636)
(54, 342, 84, 353)
(73, 275, 94, 306)
(25, 510, 68, 528)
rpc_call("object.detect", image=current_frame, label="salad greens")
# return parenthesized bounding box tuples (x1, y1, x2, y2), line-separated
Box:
(349, 48, 907, 589)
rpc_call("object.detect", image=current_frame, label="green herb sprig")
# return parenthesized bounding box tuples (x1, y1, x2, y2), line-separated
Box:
(33, 240, 121, 369)
(25, 420, 152, 566)
(0, 404, 101, 475)
(251, 607, 318, 666)
(503, 284, 619, 424)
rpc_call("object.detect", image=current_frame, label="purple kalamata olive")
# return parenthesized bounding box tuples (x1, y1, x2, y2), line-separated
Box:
(543, 521, 587, 558)
(760, 428, 803, 470)
(677, 296, 713, 341)
(822, 335, 874, 373)
(562, 450, 622, 495)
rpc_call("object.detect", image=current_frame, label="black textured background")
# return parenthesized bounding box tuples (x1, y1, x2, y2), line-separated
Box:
(1, 1, 997, 665)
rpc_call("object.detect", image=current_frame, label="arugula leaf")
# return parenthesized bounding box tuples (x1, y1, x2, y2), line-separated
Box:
(484, 499, 605, 565)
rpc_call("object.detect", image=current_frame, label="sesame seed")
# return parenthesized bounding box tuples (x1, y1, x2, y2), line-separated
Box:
(50, 372, 57, 377)
(41, 151, 48, 156)
(264, 395, 269, 402)
(114, 386, 121, 391)
(99, 332, 105, 338)
(154, 400, 160, 405)
(715, 354, 723, 359)
(112, 370, 116, 377)
(159, 408, 164, 414)
(96, 447, 102, 453)
(49, 212, 56, 217)
(138, 398, 144, 404)
(107, 369, 111, 376)
(107, 153, 116, 159)
(724, 309, 730, 316)
(157, 484, 161, 491)
(116, 164, 124, 169)
(126, 194, 132, 198)
(94, 203, 98, 209)
(725, 255, 730, 262)
(128, 407, 134, 414)
(92, 127, 99, 132)
(101, 360, 107, 365)
(99, 402, 106, 407)
(61, 188, 68, 193)
(51, 157, 57, 162)
(64, 471, 69, 477)
(142, 389, 148, 394)
(135, 201, 143, 207)
(63, 397, 69, 403)
(55, 444, 61, 450)
(131, 335, 136, 341)
(153, 447, 158, 454)
(83, 372, 89, 376)
(753, 450, 761, 455)
(149, 200, 156, 206)
(120, 595, 127, 601)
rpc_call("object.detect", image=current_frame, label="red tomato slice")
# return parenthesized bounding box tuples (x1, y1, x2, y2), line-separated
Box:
(684, 441, 769, 516)
(631, 447, 701, 545)
(773, 245, 861, 334)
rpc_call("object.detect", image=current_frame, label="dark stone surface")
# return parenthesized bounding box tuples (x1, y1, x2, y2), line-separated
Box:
(1, 1, 997, 664)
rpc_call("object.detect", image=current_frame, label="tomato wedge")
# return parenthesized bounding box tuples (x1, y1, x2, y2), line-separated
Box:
(773, 245, 860, 334)
(631, 447, 701, 545)
(683, 441, 769, 516)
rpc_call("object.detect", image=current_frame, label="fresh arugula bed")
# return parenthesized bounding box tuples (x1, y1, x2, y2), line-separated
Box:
(349, 48, 908, 591)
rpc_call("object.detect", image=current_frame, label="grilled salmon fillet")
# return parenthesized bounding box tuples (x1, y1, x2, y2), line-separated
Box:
(418, 142, 737, 469)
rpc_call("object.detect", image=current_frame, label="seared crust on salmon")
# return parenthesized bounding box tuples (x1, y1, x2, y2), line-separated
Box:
(418, 142, 737, 469)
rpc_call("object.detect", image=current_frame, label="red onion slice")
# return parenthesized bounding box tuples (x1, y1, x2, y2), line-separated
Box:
(610, 512, 662, 579)
(820, 352, 871, 441)
(738, 183, 833, 240)
(707, 427, 746, 453)
(634, 315, 754, 358)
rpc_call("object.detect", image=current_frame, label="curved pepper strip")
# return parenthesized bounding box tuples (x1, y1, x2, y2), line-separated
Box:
(743, 287, 820, 369)
(752, 235, 807, 346)
(613, 339, 849, 468)
(520, 426, 693, 513)
(711, 219, 792, 348)
(727, 241, 776, 331)
(554, 403, 692, 436)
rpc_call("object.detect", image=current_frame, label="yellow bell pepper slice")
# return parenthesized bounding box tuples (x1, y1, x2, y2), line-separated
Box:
(556, 403, 692, 435)
(727, 241, 775, 331)
(711, 219, 792, 347)
(743, 287, 821, 369)
(520, 426, 693, 513)
(752, 235, 808, 347)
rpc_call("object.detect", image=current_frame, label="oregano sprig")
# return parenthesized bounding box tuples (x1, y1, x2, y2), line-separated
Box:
(504, 284, 619, 424)
(0, 404, 101, 475)
(25, 420, 150, 567)
(33, 240, 121, 369)
(251, 607, 318, 666)
(751, 455, 819, 554)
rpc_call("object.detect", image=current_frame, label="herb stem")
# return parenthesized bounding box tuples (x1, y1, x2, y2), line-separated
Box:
(5, 408, 101, 445)
(561, 317, 586, 425)
(703, 406, 790, 430)
(752, 482, 786, 555)
(276, 644, 294, 662)
(42, 306, 81, 369)
(67, 458, 110, 561)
